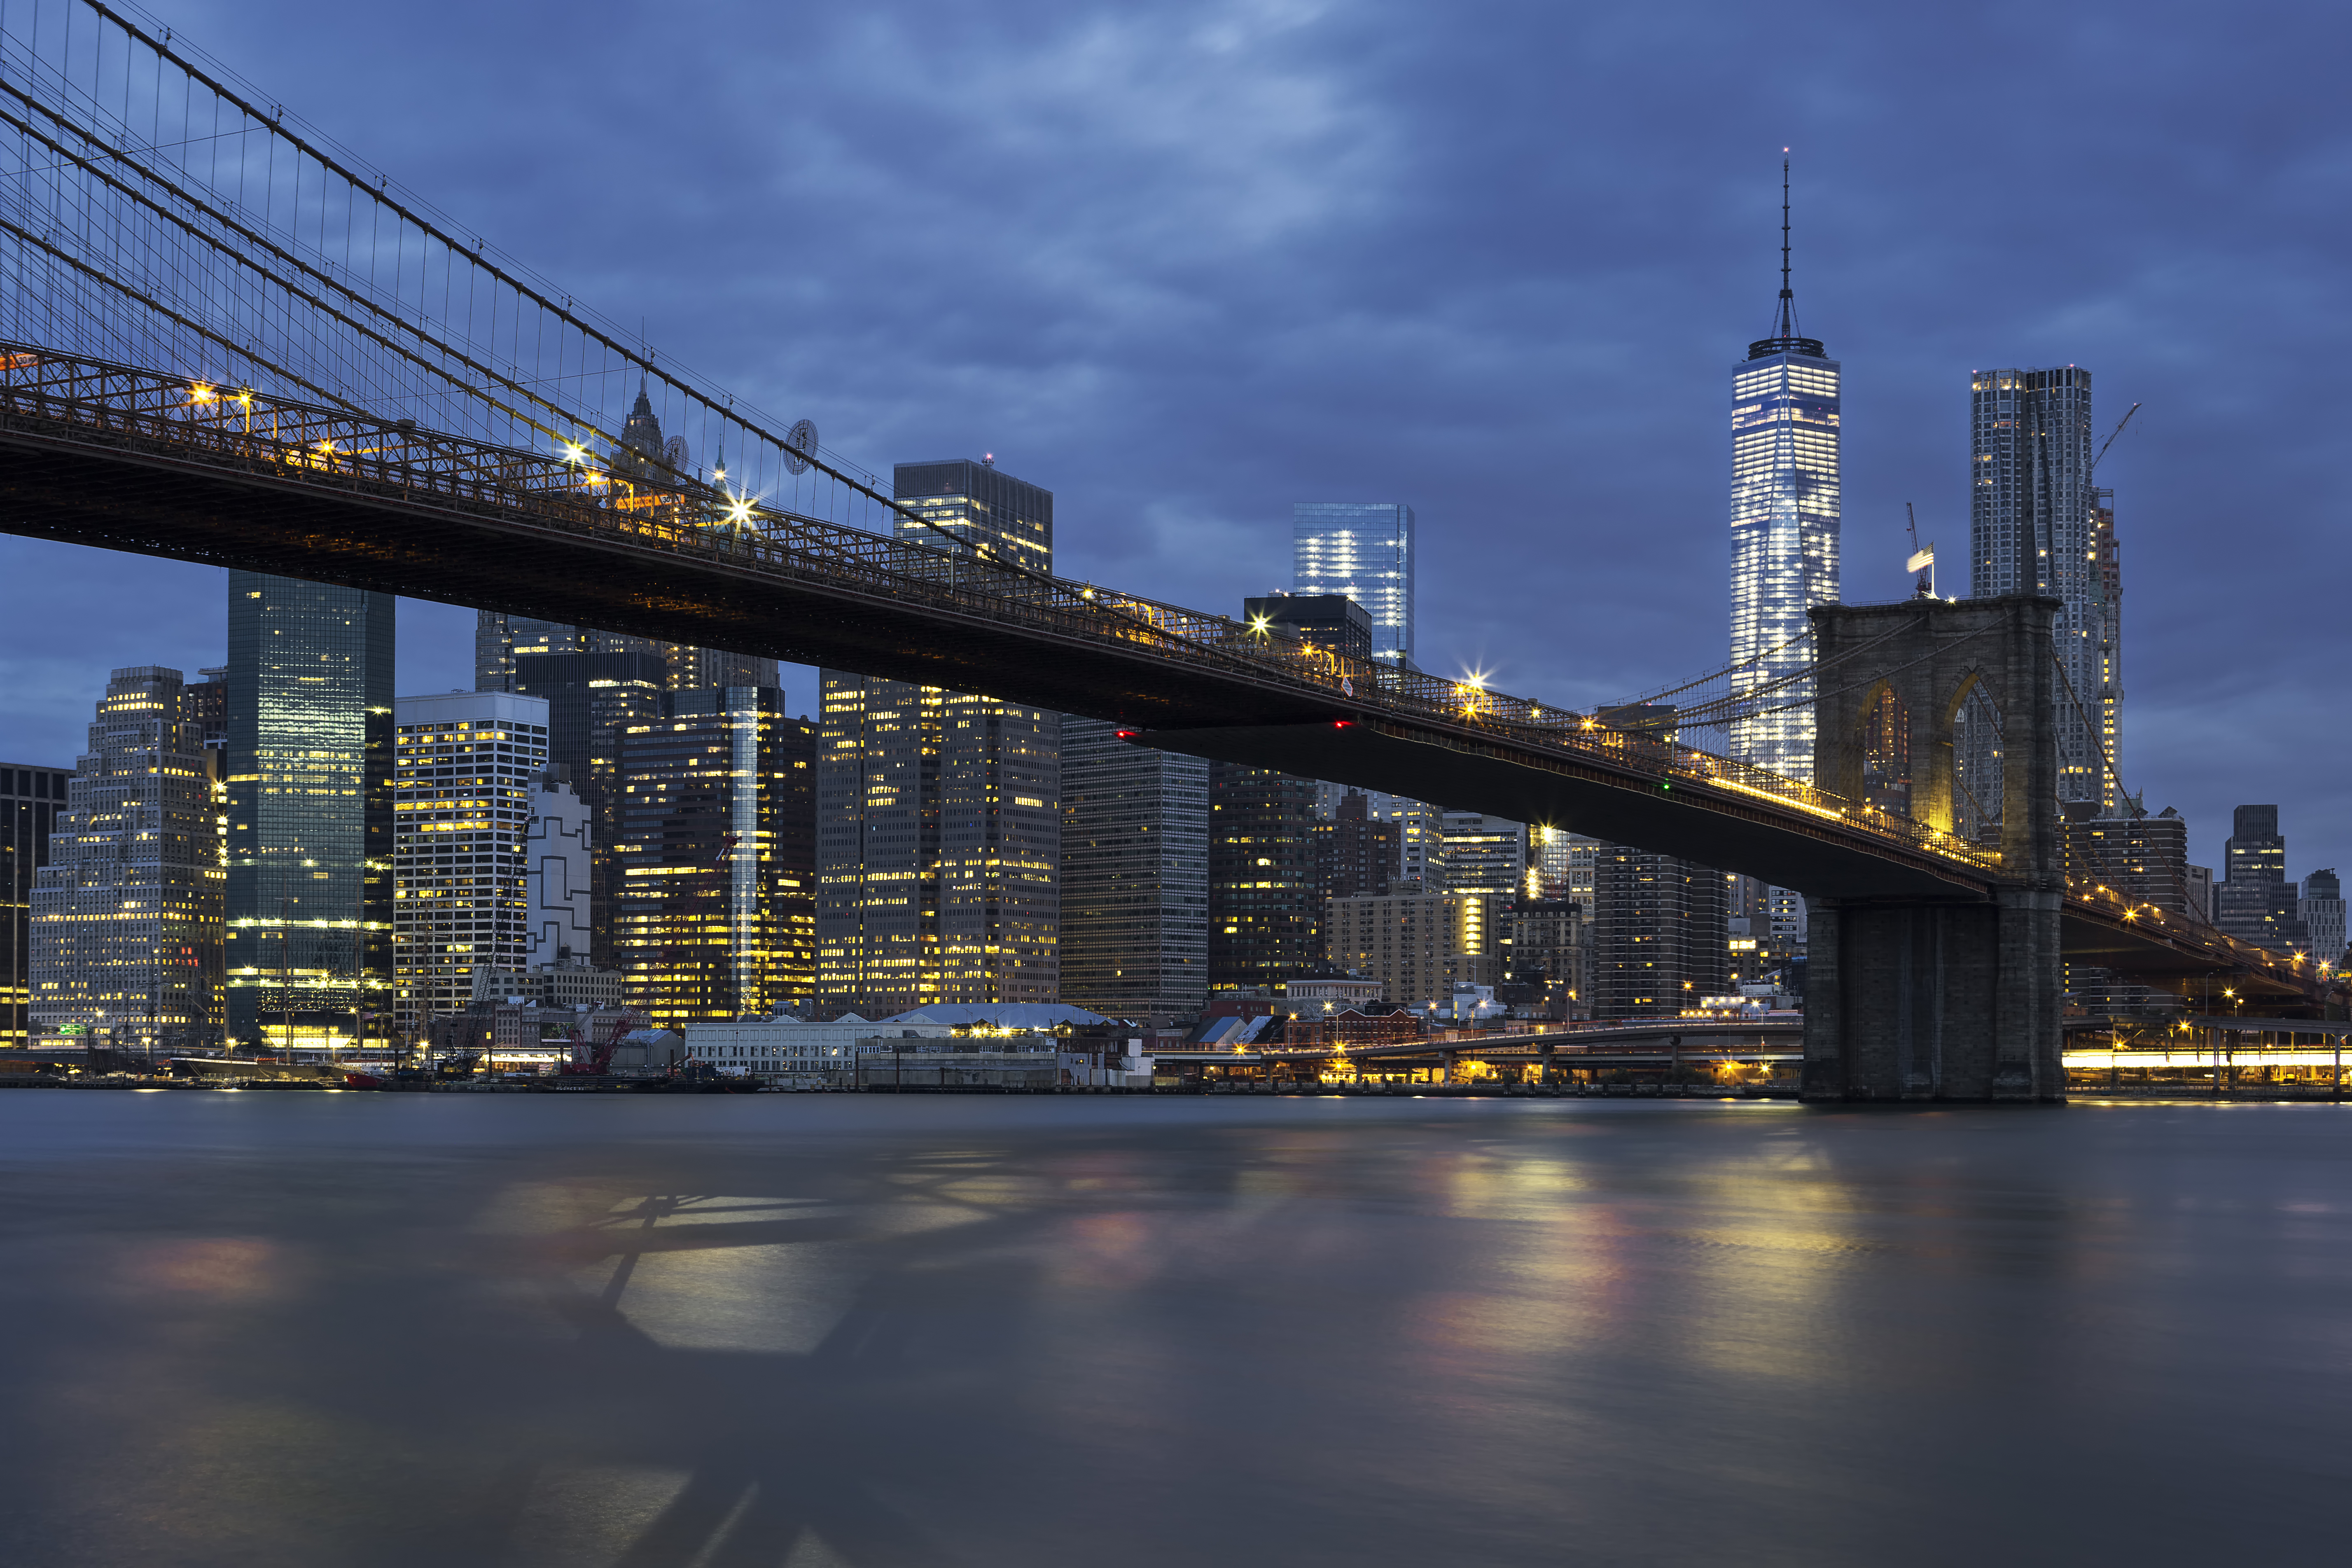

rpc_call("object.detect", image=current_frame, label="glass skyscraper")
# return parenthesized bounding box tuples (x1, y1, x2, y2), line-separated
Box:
(1292, 503, 1414, 665)
(817, 459, 1060, 1014)
(224, 572, 395, 1049)
(1969, 367, 2112, 811)
(1726, 183, 1840, 783)
(618, 688, 817, 1025)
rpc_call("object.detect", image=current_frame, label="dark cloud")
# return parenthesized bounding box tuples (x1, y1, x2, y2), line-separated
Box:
(7, 0, 2347, 881)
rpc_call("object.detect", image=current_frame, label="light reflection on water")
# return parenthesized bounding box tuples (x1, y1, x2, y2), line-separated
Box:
(2, 1095, 2349, 1566)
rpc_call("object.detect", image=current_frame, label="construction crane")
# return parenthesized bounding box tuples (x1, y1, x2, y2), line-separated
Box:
(2091, 402, 2142, 474)
(1904, 502, 1935, 597)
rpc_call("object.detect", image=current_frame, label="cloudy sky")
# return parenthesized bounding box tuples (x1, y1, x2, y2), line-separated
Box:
(5, 0, 2346, 879)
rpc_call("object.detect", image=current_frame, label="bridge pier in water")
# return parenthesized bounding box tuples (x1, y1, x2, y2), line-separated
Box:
(1801, 595, 2067, 1103)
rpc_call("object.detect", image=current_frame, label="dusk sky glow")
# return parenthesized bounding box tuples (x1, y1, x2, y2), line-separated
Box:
(5, 0, 2347, 881)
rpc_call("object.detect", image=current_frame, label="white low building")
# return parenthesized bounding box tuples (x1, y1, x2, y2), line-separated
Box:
(682, 1014, 957, 1075)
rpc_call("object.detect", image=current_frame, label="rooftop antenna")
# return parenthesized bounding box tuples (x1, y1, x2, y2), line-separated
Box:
(1776, 150, 1798, 341)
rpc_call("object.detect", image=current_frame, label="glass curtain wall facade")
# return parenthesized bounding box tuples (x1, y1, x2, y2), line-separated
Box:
(617, 688, 816, 1025)
(224, 573, 393, 1049)
(28, 668, 222, 1052)
(1293, 503, 1415, 665)
(1969, 367, 2111, 811)
(816, 459, 1061, 1015)
(1058, 717, 1209, 1018)
(390, 692, 550, 1035)
(1, 764, 73, 1048)
(1727, 342, 1840, 781)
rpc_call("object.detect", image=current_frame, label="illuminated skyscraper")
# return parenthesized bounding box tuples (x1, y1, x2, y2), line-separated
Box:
(390, 692, 549, 1034)
(617, 688, 816, 1024)
(817, 460, 1059, 1014)
(29, 668, 221, 1052)
(1728, 161, 1840, 782)
(0, 763, 74, 1049)
(224, 572, 394, 1048)
(1969, 367, 2113, 812)
(1293, 502, 1414, 666)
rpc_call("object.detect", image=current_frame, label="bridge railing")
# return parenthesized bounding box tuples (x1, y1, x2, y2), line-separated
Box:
(0, 343, 1996, 874)
(2065, 875, 2342, 992)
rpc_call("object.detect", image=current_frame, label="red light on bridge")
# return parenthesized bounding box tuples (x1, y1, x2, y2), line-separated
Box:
(1333, 720, 1354, 729)
(1115, 730, 1137, 740)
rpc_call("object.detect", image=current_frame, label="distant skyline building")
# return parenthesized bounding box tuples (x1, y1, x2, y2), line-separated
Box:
(1436, 813, 1530, 900)
(1325, 890, 1493, 1012)
(1590, 846, 1728, 1019)
(390, 691, 550, 1035)
(510, 649, 670, 967)
(1, 763, 74, 1049)
(1292, 502, 1414, 666)
(224, 573, 393, 1049)
(1968, 365, 2116, 812)
(2214, 804, 2306, 953)
(1058, 718, 1210, 1019)
(29, 668, 221, 1053)
(2300, 870, 2344, 970)
(1208, 762, 1322, 992)
(619, 687, 817, 1025)
(817, 459, 1060, 1016)
(1727, 161, 1840, 783)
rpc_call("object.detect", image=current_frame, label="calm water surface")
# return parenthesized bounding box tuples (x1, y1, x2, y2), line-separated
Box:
(0, 1092, 2347, 1567)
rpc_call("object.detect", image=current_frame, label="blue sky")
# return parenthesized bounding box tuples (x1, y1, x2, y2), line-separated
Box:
(4, 0, 2346, 879)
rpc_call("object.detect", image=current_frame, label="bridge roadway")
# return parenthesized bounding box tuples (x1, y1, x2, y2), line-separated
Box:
(0, 346, 2329, 1006)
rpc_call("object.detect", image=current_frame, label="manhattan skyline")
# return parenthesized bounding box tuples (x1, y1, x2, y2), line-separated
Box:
(0, 0, 2344, 884)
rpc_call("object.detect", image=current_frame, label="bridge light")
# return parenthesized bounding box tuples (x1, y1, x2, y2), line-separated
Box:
(189, 384, 215, 403)
(1333, 720, 1353, 729)
(563, 442, 584, 462)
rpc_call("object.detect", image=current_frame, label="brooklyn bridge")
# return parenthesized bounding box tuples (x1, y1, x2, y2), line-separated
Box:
(0, 0, 2329, 1101)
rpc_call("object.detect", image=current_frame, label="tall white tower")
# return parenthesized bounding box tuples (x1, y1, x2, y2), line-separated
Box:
(1727, 159, 1840, 783)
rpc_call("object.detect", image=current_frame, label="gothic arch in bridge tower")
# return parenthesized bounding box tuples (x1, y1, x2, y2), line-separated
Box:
(1803, 595, 2065, 1103)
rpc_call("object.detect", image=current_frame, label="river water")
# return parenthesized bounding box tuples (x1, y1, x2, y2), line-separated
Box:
(0, 1092, 2346, 1566)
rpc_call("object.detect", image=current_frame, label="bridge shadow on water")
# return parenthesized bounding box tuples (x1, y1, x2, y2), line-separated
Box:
(5, 1096, 2352, 1568)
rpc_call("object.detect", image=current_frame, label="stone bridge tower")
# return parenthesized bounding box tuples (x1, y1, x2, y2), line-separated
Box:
(1803, 595, 2065, 1102)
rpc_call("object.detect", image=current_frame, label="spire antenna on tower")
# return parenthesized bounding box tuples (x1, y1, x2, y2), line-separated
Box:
(1778, 152, 1797, 339)
(1747, 150, 1822, 361)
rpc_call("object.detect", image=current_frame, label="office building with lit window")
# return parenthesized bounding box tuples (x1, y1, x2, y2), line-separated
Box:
(509, 650, 669, 966)
(1591, 846, 1728, 1019)
(28, 668, 222, 1053)
(1059, 717, 1209, 1018)
(1208, 763, 1322, 991)
(390, 692, 549, 1035)
(1727, 173, 1839, 782)
(817, 458, 1060, 1015)
(619, 687, 816, 1025)
(1293, 502, 1414, 665)
(1969, 365, 2114, 812)
(892, 456, 1053, 573)
(1, 762, 73, 1049)
(224, 573, 393, 1049)
(1325, 890, 1495, 1012)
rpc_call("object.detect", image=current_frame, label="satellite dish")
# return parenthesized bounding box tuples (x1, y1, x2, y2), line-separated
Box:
(784, 419, 817, 475)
